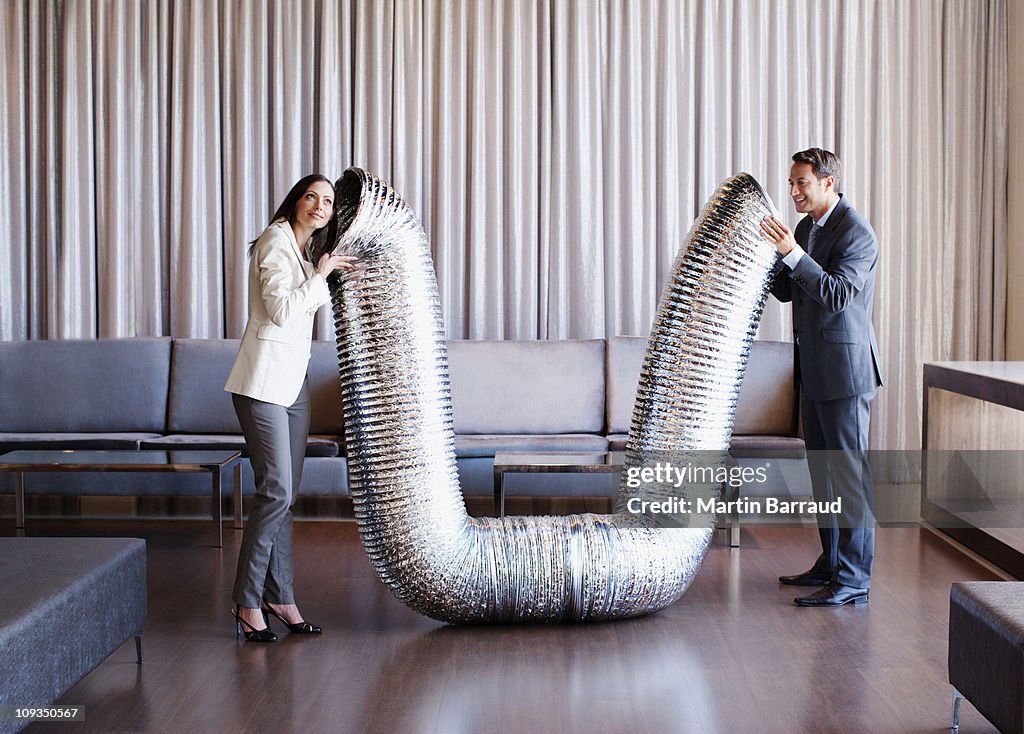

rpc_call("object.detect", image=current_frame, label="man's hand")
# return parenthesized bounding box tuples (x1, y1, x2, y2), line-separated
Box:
(759, 216, 797, 256)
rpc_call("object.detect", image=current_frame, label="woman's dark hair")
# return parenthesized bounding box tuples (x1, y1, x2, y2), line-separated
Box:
(248, 174, 334, 250)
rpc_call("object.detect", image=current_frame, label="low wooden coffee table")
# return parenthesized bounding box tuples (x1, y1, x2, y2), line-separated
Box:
(0, 449, 242, 547)
(491, 451, 625, 516)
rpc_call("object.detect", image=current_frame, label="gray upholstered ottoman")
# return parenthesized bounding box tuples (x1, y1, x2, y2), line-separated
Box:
(0, 538, 146, 734)
(949, 581, 1024, 733)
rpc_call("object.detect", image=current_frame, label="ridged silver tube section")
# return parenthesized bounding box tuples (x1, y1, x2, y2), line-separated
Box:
(315, 168, 778, 624)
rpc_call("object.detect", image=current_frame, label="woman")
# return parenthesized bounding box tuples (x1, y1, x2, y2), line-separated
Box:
(225, 174, 355, 642)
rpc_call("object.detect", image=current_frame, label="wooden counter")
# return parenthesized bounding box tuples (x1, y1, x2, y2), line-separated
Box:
(923, 362, 1024, 577)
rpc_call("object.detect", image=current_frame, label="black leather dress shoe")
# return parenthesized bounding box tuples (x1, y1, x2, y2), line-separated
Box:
(794, 583, 869, 607)
(778, 570, 832, 586)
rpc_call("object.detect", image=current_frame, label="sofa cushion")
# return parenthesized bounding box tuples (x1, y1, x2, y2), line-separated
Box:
(733, 340, 798, 436)
(606, 336, 647, 435)
(167, 339, 242, 434)
(607, 433, 804, 457)
(455, 434, 608, 458)
(307, 341, 345, 435)
(607, 433, 629, 451)
(606, 337, 797, 437)
(138, 433, 340, 458)
(728, 435, 805, 458)
(448, 340, 606, 434)
(169, 339, 344, 438)
(223, 456, 351, 497)
(0, 337, 170, 433)
(0, 433, 159, 451)
(140, 434, 247, 451)
(293, 455, 350, 496)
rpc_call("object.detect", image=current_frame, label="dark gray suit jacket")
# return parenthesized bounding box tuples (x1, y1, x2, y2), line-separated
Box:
(770, 194, 883, 401)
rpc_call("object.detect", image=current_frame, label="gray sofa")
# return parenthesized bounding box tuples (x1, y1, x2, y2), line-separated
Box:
(0, 537, 145, 734)
(0, 338, 347, 500)
(0, 336, 809, 507)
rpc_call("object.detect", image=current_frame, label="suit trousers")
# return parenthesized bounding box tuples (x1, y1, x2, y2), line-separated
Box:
(801, 391, 876, 589)
(231, 378, 311, 608)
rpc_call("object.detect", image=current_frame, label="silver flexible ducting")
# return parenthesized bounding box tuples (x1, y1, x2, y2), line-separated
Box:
(314, 168, 778, 623)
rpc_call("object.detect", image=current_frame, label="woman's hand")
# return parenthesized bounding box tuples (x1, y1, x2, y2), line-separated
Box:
(316, 252, 358, 278)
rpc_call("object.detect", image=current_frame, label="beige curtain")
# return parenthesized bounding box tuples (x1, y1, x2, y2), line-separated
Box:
(0, 0, 1007, 453)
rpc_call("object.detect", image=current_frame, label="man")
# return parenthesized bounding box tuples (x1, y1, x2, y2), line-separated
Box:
(759, 148, 882, 607)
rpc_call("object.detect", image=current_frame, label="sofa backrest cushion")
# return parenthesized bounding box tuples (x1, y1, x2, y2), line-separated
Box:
(168, 339, 344, 435)
(733, 340, 798, 436)
(448, 339, 606, 434)
(606, 337, 797, 437)
(606, 336, 647, 435)
(307, 341, 344, 435)
(167, 339, 241, 434)
(0, 337, 171, 432)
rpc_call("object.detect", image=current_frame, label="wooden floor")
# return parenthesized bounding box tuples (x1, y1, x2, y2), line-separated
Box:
(7, 518, 1004, 734)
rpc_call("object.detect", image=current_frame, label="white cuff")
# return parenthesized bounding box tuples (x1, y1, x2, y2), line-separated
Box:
(782, 245, 806, 270)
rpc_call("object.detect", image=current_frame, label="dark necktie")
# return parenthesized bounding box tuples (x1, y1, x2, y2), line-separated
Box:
(807, 223, 822, 257)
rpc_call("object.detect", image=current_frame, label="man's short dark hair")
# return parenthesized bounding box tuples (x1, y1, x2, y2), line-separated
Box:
(792, 148, 842, 190)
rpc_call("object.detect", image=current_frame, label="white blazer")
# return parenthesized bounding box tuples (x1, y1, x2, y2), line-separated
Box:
(224, 219, 331, 406)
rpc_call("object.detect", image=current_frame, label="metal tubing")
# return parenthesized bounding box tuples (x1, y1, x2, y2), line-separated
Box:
(314, 168, 778, 623)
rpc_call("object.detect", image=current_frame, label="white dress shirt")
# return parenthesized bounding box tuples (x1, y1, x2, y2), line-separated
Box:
(782, 196, 841, 269)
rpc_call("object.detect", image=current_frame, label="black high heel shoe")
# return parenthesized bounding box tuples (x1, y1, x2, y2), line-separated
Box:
(261, 603, 322, 635)
(232, 607, 278, 642)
